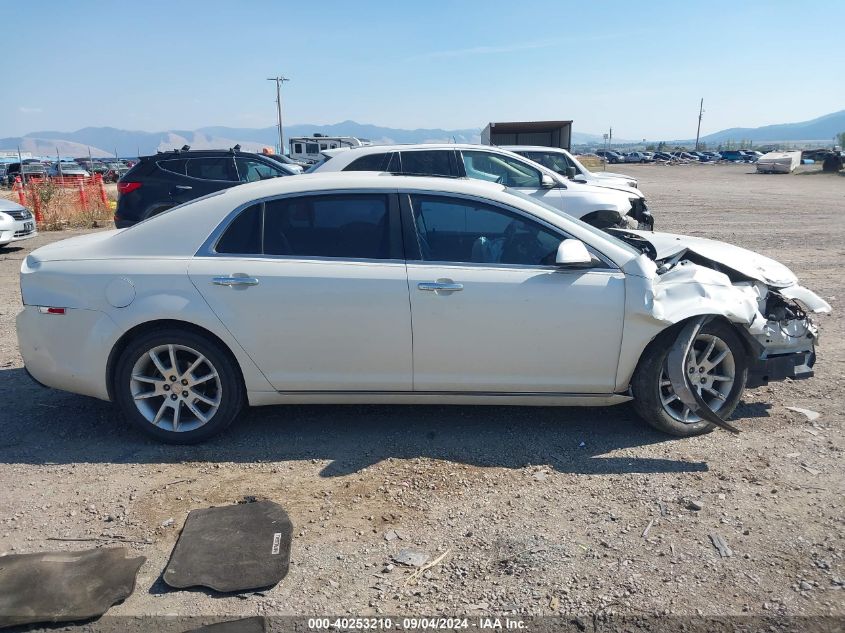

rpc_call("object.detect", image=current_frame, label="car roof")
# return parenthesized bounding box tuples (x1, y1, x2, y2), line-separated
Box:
(223, 172, 510, 203)
(318, 143, 564, 173)
(140, 149, 269, 161)
(82, 171, 636, 270)
(500, 145, 572, 153)
(321, 143, 525, 154)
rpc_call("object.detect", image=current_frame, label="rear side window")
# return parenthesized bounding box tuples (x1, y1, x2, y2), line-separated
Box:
(343, 153, 389, 172)
(216, 203, 262, 254)
(264, 195, 389, 259)
(399, 151, 454, 177)
(186, 157, 235, 181)
(158, 159, 186, 175)
(215, 194, 391, 260)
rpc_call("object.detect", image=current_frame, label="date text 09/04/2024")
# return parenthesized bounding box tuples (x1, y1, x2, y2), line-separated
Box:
(307, 617, 528, 630)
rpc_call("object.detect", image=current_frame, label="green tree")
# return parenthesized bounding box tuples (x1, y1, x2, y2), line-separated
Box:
(837, 131, 845, 149)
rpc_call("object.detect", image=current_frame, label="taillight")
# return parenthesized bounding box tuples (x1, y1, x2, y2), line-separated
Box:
(117, 181, 142, 195)
(37, 307, 66, 315)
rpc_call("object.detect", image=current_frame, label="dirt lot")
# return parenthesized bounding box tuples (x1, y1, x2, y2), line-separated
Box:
(0, 164, 843, 628)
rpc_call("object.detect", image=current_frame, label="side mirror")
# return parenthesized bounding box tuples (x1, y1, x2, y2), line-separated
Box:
(540, 174, 556, 188)
(565, 166, 577, 179)
(555, 239, 593, 267)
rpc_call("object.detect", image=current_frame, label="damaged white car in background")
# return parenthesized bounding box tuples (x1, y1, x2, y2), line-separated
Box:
(16, 174, 830, 443)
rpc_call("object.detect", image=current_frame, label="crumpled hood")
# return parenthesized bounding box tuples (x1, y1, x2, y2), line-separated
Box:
(616, 230, 798, 288)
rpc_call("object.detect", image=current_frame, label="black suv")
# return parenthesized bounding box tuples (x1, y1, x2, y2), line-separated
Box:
(115, 147, 296, 228)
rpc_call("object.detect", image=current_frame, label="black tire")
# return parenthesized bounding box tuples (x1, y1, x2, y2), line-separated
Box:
(631, 320, 748, 437)
(114, 328, 244, 444)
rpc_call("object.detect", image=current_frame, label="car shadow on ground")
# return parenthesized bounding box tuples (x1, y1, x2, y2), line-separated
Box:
(0, 367, 712, 476)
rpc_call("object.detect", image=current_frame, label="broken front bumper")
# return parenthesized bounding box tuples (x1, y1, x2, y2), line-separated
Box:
(746, 350, 815, 388)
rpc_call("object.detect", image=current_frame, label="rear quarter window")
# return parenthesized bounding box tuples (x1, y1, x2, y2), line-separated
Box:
(158, 159, 186, 175)
(343, 153, 389, 171)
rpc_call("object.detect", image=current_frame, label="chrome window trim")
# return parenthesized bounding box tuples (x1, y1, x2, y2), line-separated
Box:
(195, 186, 620, 272)
(402, 189, 620, 271)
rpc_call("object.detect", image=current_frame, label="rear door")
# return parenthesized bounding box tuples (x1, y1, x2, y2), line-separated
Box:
(188, 191, 413, 391)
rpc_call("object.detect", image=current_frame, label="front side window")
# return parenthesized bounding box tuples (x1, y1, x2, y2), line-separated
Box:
(410, 195, 561, 266)
(343, 153, 389, 171)
(522, 151, 574, 176)
(461, 151, 541, 188)
(398, 150, 454, 177)
(235, 157, 283, 182)
(215, 194, 391, 260)
(186, 157, 235, 181)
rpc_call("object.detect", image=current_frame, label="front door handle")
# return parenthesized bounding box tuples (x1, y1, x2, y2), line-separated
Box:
(173, 185, 192, 191)
(213, 276, 259, 287)
(418, 280, 463, 292)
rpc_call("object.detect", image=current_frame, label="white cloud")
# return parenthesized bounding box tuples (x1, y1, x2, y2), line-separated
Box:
(18, 106, 43, 113)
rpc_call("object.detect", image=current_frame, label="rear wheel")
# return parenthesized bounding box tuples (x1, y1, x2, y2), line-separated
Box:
(114, 329, 244, 443)
(631, 320, 748, 437)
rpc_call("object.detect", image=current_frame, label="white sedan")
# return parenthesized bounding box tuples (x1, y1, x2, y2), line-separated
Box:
(0, 198, 38, 248)
(17, 174, 830, 443)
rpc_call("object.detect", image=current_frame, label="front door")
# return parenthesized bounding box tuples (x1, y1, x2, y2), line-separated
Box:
(403, 194, 625, 393)
(459, 149, 563, 209)
(189, 192, 412, 391)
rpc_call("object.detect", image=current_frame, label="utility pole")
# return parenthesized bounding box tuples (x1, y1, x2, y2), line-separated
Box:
(695, 98, 704, 151)
(267, 76, 290, 154)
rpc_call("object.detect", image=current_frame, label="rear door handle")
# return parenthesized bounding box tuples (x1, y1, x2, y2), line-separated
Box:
(213, 276, 259, 287)
(418, 281, 463, 292)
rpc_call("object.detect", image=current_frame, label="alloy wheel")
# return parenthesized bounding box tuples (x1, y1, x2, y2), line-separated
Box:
(129, 344, 222, 432)
(659, 333, 736, 424)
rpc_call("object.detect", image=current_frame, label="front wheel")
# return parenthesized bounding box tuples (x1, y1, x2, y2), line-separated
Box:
(114, 328, 244, 443)
(631, 320, 748, 437)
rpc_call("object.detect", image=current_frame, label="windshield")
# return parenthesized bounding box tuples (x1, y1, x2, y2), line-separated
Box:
(504, 188, 642, 257)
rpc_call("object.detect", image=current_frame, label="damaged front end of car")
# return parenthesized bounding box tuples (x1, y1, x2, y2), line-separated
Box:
(615, 230, 831, 430)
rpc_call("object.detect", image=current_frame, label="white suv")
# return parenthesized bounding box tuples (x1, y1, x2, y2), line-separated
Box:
(312, 144, 653, 229)
(502, 146, 641, 192)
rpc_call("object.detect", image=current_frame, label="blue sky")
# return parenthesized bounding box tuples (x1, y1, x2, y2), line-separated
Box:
(4, 0, 844, 139)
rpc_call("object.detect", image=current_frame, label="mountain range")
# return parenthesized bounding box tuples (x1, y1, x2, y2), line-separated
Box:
(2, 110, 842, 158)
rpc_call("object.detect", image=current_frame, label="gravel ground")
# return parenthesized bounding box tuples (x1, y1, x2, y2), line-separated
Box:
(0, 163, 843, 628)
